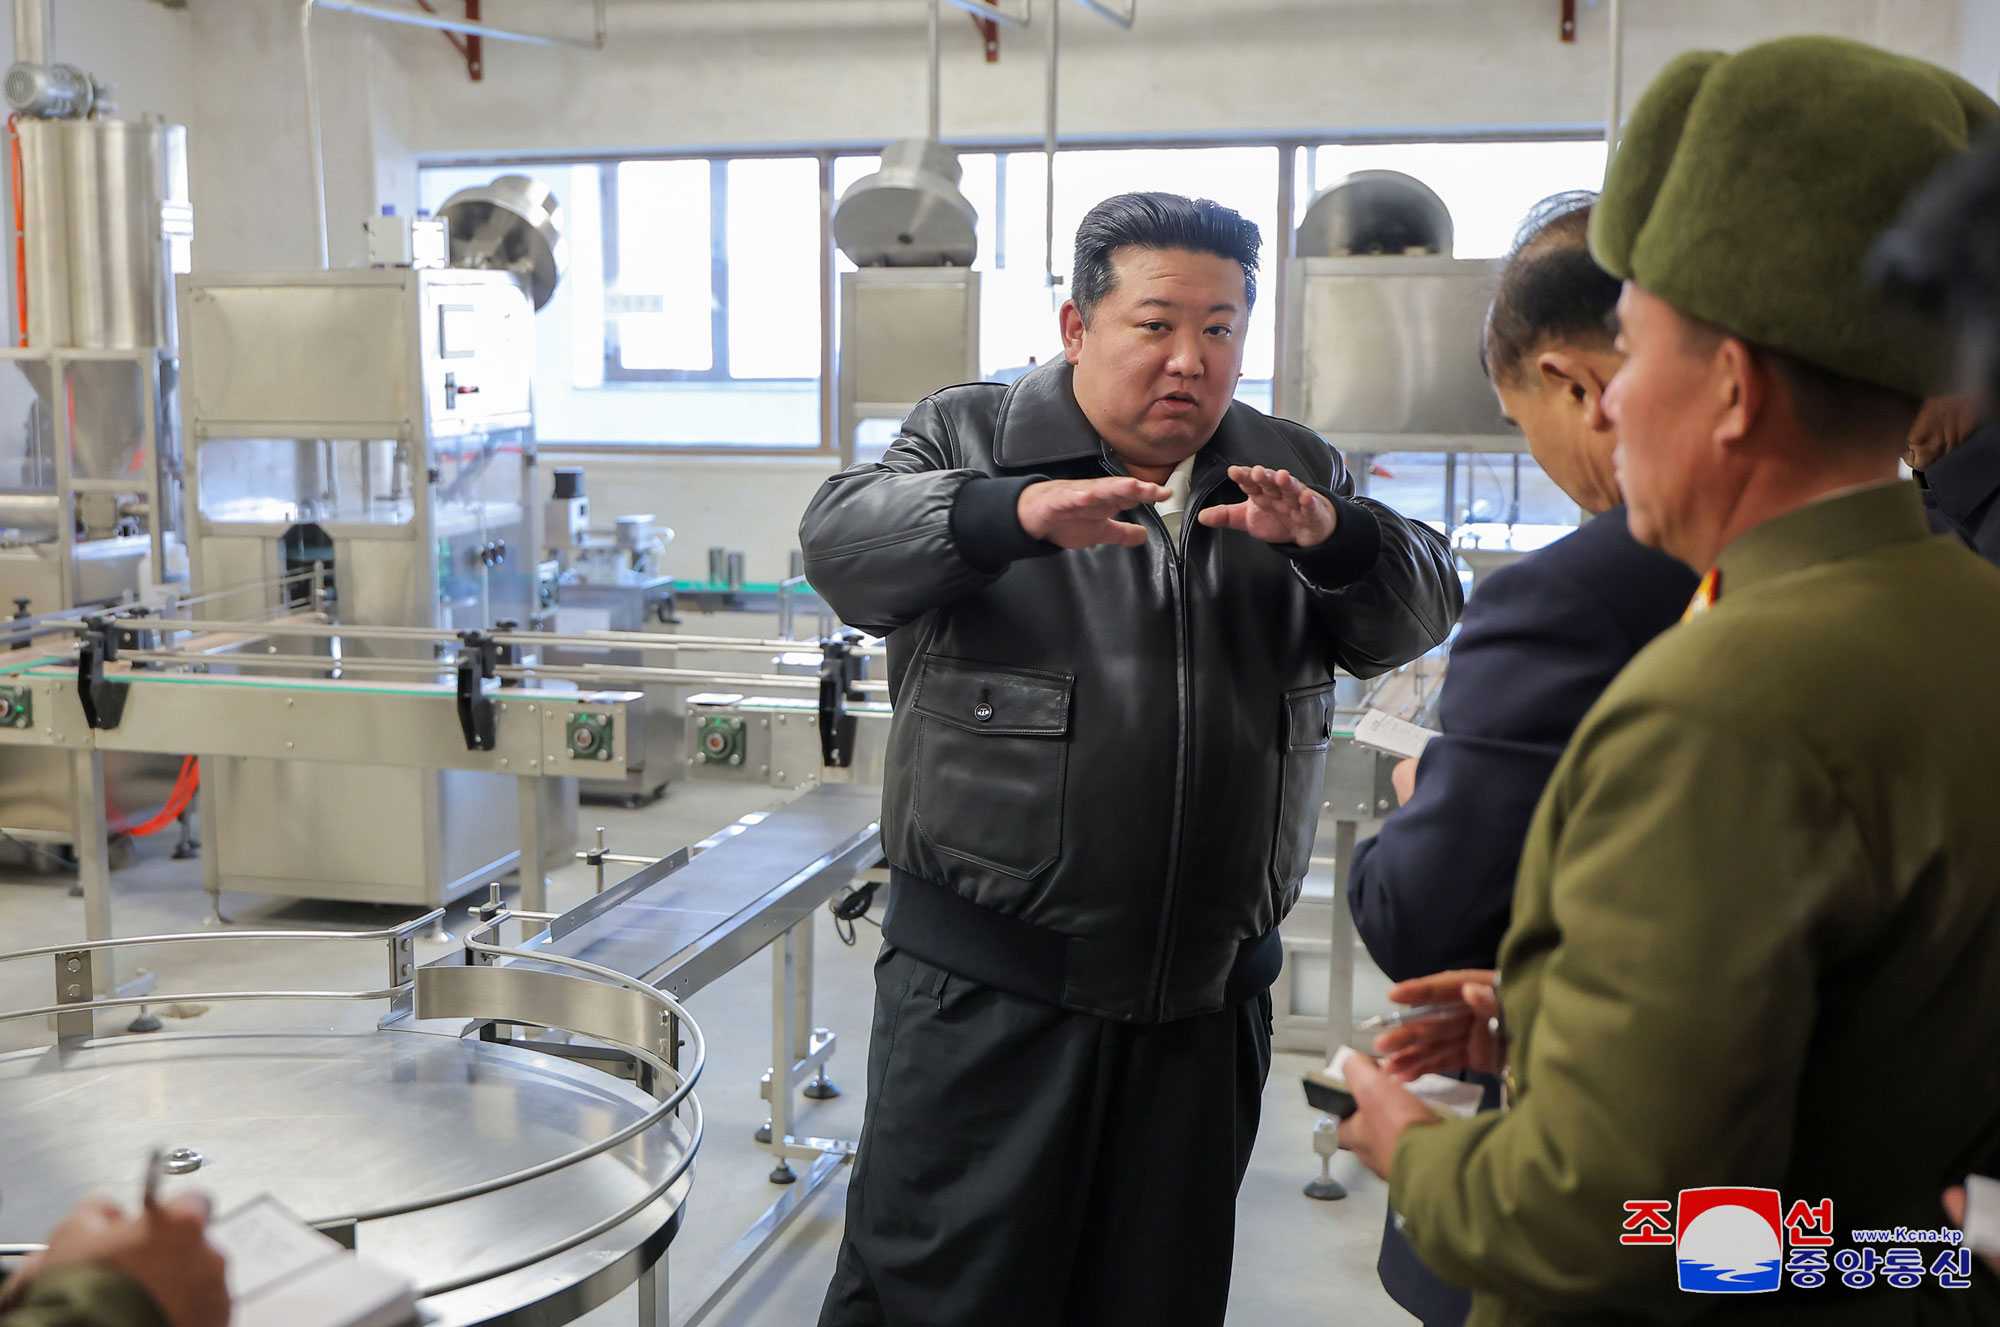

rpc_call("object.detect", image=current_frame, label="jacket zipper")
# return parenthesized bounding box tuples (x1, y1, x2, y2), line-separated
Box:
(1112, 456, 1231, 1019)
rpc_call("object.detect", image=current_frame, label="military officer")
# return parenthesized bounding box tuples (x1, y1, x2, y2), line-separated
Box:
(1336, 35, 2000, 1325)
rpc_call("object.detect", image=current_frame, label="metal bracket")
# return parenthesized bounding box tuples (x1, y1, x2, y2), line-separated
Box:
(76, 619, 130, 731)
(817, 632, 865, 769)
(455, 631, 500, 752)
(566, 712, 615, 762)
(54, 950, 93, 1042)
(0, 684, 32, 729)
(971, 3, 1000, 60)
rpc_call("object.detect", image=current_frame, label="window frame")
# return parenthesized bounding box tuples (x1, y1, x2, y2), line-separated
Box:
(416, 129, 1604, 460)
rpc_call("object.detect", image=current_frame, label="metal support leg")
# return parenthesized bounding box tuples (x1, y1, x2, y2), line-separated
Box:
(516, 776, 546, 918)
(1327, 818, 1358, 1060)
(767, 925, 799, 1183)
(69, 748, 114, 994)
(638, 1252, 668, 1327)
(795, 916, 838, 1099)
(1305, 817, 1361, 1203)
(199, 766, 230, 926)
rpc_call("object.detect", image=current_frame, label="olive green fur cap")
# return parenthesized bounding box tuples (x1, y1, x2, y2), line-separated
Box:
(1589, 35, 1998, 399)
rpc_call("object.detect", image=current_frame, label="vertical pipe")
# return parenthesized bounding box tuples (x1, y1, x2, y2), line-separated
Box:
(1604, 0, 1624, 174)
(12, 0, 52, 68)
(300, 0, 330, 268)
(927, 0, 941, 142)
(817, 152, 836, 456)
(1272, 143, 1295, 419)
(1043, 0, 1059, 291)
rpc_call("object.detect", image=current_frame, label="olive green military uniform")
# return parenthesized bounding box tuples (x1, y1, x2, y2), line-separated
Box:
(1392, 482, 2000, 1323)
(1, 1267, 166, 1327)
(1383, 32, 2000, 1324)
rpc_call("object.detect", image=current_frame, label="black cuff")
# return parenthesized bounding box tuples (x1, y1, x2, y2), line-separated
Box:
(1280, 493, 1382, 588)
(949, 474, 1059, 574)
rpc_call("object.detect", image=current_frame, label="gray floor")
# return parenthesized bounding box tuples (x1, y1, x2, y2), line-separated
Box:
(0, 779, 1414, 1327)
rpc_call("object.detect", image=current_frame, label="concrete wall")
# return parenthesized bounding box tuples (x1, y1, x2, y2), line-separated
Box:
(6, 0, 1990, 584)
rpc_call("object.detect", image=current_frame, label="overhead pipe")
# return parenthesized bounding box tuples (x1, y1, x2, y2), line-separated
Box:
(927, 0, 940, 141)
(299, 0, 606, 268)
(12, 0, 49, 67)
(301, 0, 329, 267)
(313, 0, 605, 49)
(1044, 0, 1060, 291)
(940, 0, 1027, 29)
(1604, 0, 1624, 171)
(1071, 0, 1135, 27)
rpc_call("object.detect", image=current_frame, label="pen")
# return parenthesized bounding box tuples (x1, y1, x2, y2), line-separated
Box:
(1356, 1001, 1470, 1033)
(142, 1148, 163, 1212)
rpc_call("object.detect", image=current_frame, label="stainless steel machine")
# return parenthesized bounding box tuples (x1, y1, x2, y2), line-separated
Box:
(833, 138, 981, 464)
(0, 0, 192, 850)
(1281, 170, 1515, 456)
(178, 264, 562, 908)
(0, 603, 893, 1324)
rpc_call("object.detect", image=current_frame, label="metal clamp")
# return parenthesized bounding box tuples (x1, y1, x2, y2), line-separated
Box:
(76, 618, 130, 731)
(455, 630, 500, 752)
(818, 632, 866, 769)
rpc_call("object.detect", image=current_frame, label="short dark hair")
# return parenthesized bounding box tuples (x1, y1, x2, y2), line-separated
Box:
(1071, 192, 1261, 320)
(1676, 316, 1920, 451)
(1483, 191, 1622, 387)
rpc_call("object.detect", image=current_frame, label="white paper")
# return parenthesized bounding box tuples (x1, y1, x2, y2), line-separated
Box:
(1352, 708, 1440, 761)
(1328, 1044, 1485, 1120)
(1965, 1174, 2000, 1255)
(208, 1196, 417, 1327)
(208, 1196, 340, 1303)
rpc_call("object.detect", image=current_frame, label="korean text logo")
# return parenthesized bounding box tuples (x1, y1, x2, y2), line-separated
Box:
(1621, 1191, 1972, 1293)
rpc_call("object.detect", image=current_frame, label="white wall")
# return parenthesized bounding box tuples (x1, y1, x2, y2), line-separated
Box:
(8, 0, 1989, 583)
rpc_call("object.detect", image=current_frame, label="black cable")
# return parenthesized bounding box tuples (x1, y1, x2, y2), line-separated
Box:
(0, 826, 76, 872)
(830, 882, 882, 947)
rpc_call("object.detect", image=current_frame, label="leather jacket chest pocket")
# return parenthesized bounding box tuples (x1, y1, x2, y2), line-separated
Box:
(1271, 683, 1336, 887)
(910, 657, 1074, 880)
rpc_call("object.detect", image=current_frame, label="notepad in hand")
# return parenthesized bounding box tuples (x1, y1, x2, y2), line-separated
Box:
(1965, 1174, 2000, 1256)
(1352, 709, 1439, 761)
(207, 1195, 417, 1327)
(1304, 1045, 1485, 1121)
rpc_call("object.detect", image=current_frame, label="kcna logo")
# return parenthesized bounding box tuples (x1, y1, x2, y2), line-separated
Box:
(1623, 1188, 1786, 1293)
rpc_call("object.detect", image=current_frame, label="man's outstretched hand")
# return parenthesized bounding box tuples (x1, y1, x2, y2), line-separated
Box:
(1199, 466, 1337, 547)
(1018, 477, 1171, 550)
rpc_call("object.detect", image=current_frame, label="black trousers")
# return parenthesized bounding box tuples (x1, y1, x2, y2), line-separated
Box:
(819, 945, 1274, 1327)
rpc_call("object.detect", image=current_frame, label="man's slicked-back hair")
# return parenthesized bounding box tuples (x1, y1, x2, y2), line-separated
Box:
(1071, 192, 1262, 321)
(1484, 190, 1622, 386)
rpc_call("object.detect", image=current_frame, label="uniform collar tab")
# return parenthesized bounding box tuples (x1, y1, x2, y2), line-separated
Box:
(1714, 480, 1930, 593)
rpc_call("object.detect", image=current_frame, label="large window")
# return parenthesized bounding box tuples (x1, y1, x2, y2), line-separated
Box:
(419, 135, 1605, 513)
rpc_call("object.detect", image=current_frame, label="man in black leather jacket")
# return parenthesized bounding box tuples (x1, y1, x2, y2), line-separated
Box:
(801, 192, 1460, 1327)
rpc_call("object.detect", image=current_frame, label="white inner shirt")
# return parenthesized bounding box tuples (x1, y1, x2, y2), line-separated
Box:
(1153, 454, 1198, 547)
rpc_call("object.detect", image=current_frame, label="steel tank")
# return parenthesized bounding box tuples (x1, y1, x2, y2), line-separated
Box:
(18, 115, 191, 350)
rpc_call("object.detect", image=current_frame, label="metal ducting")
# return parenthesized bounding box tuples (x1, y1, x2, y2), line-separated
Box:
(1295, 170, 1454, 259)
(439, 174, 568, 310)
(832, 138, 978, 268)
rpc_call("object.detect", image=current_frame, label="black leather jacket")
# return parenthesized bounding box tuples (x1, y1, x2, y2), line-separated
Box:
(801, 362, 1461, 1021)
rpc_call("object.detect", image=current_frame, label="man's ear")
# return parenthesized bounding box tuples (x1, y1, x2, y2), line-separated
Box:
(1060, 300, 1086, 365)
(1535, 350, 1613, 428)
(1713, 337, 1766, 453)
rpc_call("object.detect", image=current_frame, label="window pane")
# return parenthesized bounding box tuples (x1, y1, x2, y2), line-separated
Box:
(727, 157, 821, 379)
(616, 160, 712, 371)
(1304, 141, 1607, 258)
(983, 146, 1279, 395)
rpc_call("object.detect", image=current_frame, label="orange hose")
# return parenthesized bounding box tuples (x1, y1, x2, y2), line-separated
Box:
(8, 114, 24, 348)
(113, 756, 200, 837)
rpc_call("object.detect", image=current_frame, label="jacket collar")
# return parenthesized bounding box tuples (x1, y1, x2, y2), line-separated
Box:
(1714, 479, 1930, 594)
(991, 358, 1264, 477)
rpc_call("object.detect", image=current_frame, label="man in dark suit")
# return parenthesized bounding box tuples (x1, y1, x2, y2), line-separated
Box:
(1905, 397, 2000, 561)
(1344, 193, 1697, 1326)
